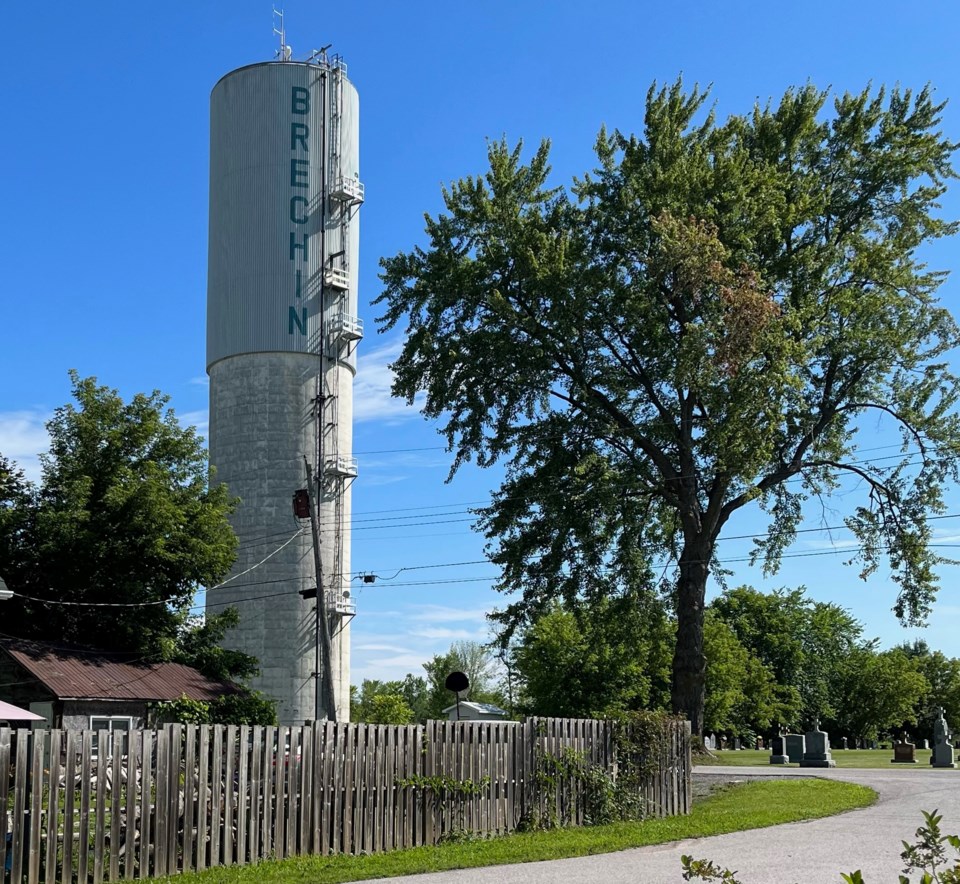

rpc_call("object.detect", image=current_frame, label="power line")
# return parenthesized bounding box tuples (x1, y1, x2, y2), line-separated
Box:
(330, 448, 960, 526)
(208, 529, 306, 590)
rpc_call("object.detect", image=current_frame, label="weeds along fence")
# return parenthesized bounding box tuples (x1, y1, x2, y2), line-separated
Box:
(1, 716, 691, 883)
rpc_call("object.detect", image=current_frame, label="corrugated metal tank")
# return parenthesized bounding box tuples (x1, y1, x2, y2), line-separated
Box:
(206, 59, 359, 724)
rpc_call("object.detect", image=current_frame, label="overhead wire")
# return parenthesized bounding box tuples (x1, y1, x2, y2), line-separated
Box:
(8, 445, 960, 611)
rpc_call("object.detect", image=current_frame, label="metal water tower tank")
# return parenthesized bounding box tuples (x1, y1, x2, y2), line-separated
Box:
(206, 54, 362, 724)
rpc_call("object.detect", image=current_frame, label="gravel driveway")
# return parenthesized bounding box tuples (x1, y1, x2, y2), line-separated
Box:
(365, 765, 960, 884)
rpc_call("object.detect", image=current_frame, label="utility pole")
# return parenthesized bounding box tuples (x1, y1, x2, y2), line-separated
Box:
(304, 457, 338, 721)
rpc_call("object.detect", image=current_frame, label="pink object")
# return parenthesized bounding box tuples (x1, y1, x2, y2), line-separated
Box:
(0, 699, 45, 722)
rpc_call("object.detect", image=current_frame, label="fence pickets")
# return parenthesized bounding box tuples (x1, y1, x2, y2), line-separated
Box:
(1, 717, 690, 884)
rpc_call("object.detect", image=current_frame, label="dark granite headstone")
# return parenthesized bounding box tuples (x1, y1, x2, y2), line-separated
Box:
(892, 737, 917, 764)
(785, 733, 805, 763)
(769, 730, 789, 765)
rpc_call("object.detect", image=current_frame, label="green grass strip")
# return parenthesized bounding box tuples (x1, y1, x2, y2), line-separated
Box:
(701, 748, 960, 769)
(160, 779, 873, 884)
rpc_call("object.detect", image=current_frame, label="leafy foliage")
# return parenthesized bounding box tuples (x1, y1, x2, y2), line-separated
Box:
(171, 608, 260, 683)
(1, 372, 239, 660)
(709, 585, 862, 724)
(351, 681, 416, 724)
(377, 81, 960, 731)
(829, 647, 929, 741)
(154, 691, 277, 726)
(510, 593, 672, 717)
(898, 641, 960, 739)
(702, 612, 795, 736)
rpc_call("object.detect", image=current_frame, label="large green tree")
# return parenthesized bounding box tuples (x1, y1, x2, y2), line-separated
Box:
(376, 82, 960, 733)
(828, 647, 929, 741)
(709, 586, 862, 724)
(702, 612, 794, 737)
(898, 640, 960, 736)
(0, 372, 240, 663)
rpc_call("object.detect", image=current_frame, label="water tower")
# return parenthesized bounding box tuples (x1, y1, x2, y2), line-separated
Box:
(205, 45, 362, 723)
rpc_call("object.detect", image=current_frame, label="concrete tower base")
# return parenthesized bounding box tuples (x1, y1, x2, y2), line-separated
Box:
(208, 352, 350, 723)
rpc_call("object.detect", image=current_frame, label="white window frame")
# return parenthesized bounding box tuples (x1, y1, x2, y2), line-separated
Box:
(89, 715, 134, 732)
(89, 716, 134, 756)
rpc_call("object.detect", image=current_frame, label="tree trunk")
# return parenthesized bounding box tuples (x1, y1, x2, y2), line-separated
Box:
(671, 536, 712, 735)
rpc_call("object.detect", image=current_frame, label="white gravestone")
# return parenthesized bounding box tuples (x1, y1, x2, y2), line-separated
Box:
(931, 707, 956, 769)
(800, 718, 836, 768)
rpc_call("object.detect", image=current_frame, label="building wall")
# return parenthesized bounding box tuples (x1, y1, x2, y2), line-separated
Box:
(60, 699, 149, 731)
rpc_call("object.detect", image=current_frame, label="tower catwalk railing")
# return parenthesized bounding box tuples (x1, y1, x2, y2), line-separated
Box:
(309, 54, 363, 720)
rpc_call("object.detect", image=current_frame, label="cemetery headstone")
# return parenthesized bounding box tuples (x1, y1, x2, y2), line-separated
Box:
(892, 733, 917, 764)
(800, 718, 836, 768)
(733, 737, 741, 751)
(769, 727, 789, 765)
(841, 737, 848, 750)
(785, 733, 805, 763)
(756, 736, 764, 750)
(923, 739, 930, 750)
(931, 707, 956, 769)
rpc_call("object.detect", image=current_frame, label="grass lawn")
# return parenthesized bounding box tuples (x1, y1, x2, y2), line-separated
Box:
(701, 748, 952, 769)
(158, 778, 875, 884)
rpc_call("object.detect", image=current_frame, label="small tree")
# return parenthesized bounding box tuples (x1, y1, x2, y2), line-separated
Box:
(511, 594, 672, 717)
(352, 679, 417, 724)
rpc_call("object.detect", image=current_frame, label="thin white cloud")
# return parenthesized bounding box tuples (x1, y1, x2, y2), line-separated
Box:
(407, 605, 491, 624)
(179, 409, 209, 438)
(189, 375, 210, 387)
(351, 653, 433, 683)
(0, 409, 50, 483)
(353, 339, 424, 423)
(353, 643, 416, 653)
(361, 452, 450, 471)
(360, 473, 409, 488)
(409, 626, 485, 640)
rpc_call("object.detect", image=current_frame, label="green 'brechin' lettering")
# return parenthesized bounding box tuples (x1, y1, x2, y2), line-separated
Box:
(289, 306, 307, 336)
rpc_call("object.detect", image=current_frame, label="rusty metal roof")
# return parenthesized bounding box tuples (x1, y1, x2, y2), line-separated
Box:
(1, 640, 238, 701)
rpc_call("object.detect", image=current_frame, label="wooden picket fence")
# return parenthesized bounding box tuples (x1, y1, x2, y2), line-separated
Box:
(1, 716, 691, 883)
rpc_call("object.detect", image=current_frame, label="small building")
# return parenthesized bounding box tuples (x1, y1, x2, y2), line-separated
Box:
(443, 701, 509, 722)
(0, 639, 238, 730)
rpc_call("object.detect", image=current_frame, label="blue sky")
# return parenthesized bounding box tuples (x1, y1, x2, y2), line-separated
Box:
(3, 1, 960, 684)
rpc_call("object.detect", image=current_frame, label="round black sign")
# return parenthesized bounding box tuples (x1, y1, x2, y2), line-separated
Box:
(444, 671, 470, 693)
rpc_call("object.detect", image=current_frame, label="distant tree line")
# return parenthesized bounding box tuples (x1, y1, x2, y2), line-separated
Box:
(509, 585, 948, 744)
(351, 640, 508, 724)
(354, 588, 956, 746)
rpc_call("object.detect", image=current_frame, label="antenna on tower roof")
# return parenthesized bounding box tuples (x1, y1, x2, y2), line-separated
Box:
(273, 7, 292, 60)
(308, 44, 333, 65)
